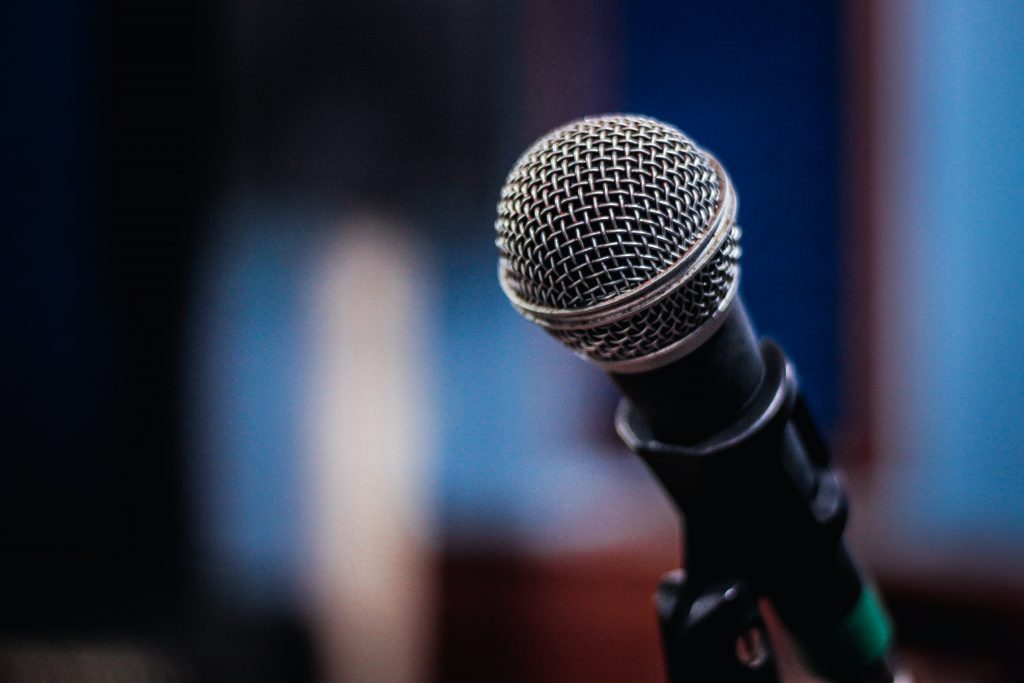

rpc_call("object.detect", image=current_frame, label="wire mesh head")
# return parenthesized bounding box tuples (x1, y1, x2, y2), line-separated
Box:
(496, 114, 741, 372)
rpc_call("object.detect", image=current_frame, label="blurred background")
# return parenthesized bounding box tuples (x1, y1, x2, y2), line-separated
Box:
(4, 0, 1024, 681)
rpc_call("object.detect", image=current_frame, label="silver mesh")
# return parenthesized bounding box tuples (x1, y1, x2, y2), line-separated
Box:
(495, 114, 741, 372)
(548, 224, 740, 363)
(496, 115, 721, 310)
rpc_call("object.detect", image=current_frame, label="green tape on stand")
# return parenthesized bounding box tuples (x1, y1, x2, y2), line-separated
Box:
(796, 585, 893, 680)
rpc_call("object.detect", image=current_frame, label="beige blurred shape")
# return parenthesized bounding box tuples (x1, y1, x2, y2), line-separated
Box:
(303, 214, 437, 683)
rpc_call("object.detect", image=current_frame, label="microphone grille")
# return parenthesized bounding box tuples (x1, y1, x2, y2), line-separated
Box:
(497, 115, 720, 310)
(496, 115, 741, 372)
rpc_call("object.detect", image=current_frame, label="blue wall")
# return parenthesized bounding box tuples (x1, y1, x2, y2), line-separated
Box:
(887, 0, 1024, 555)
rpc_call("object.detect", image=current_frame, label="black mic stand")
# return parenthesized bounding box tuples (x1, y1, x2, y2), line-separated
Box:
(616, 340, 897, 683)
(655, 569, 782, 681)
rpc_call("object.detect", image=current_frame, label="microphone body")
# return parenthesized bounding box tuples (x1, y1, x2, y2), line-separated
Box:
(614, 302, 890, 681)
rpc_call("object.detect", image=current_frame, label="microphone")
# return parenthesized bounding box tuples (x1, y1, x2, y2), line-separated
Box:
(496, 114, 758, 444)
(495, 115, 896, 681)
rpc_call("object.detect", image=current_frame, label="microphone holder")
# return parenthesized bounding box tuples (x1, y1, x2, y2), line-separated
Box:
(655, 569, 782, 682)
(616, 341, 895, 683)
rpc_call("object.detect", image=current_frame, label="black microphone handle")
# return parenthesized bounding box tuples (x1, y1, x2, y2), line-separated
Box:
(612, 301, 894, 682)
(611, 300, 765, 446)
